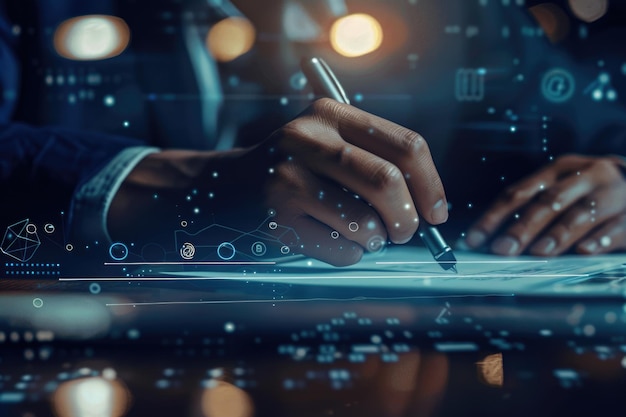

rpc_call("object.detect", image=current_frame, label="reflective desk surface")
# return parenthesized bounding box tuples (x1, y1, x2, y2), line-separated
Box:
(1, 277, 626, 417)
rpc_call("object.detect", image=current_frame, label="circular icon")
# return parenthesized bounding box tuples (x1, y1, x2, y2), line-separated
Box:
(180, 242, 196, 260)
(89, 283, 101, 294)
(268, 221, 278, 230)
(217, 242, 236, 260)
(330, 231, 340, 239)
(541, 68, 575, 103)
(367, 236, 385, 252)
(348, 222, 359, 232)
(180, 220, 188, 227)
(32, 298, 43, 308)
(26, 223, 37, 234)
(44, 223, 55, 234)
(280, 245, 290, 254)
(65, 243, 74, 252)
(109, 242, 129, 261)
(251, 241, 267, 256)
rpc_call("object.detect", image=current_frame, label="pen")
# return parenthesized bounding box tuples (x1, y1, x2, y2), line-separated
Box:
(301, 56, 458, 273)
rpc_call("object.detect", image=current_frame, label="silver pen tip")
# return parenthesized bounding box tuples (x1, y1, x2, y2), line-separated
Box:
(449, 265, 458, 274)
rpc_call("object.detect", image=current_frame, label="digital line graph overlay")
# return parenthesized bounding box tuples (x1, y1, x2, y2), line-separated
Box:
(104, 212, 301, 268)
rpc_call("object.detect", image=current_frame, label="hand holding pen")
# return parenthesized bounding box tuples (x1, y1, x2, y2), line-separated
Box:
(300, 57, 457, 271)
(111, 58, 454, 269)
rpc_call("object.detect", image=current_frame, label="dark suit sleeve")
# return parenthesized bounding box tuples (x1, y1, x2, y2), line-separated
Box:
(0, 4, 151, 240)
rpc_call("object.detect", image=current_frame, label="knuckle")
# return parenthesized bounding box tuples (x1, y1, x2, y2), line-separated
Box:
(502, 186, 525, 202)
(594, 159, 621, 179)
(369, 162, 403, 191)
(330, 144, 353, 166)
(279, 119, 311, 143)
(399, 130, 427, 156)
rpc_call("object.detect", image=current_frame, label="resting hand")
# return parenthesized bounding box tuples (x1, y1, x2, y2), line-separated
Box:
(465, 154, 626, 256)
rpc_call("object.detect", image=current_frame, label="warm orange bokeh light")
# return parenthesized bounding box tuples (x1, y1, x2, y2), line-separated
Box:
(206, 17, 256, 62)
(330, 13, 383, 58)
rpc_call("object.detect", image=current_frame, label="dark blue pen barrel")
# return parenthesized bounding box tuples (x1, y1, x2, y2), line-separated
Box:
(418, 225, 457, 268)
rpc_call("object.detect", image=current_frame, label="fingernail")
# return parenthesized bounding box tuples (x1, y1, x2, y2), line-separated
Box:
(532, 237, 556, 255)
(465, 230, 486, 247)
(491, 236, 520, 256)
(431, 199, 448, 224)
(579, 240, 598, 253)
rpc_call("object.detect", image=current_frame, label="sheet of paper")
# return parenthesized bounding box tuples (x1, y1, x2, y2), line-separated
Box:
(160, 246, 626, 295)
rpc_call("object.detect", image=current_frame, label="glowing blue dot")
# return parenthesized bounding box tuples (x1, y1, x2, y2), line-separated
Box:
(510, 125, 516, 133)
(123, 121, 130, 127)
(592, 89, 603, 101)
(354, 93, 363, 102)
(598, 72, 610, 84)
(194, 208, 200, 214)
(212, 171, 219, 178)
(103, 95, 115, 107)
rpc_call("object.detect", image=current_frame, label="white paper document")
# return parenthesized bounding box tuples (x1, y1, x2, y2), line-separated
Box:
(162, 246, 626, 296)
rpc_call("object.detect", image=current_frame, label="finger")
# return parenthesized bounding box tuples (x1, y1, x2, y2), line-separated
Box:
(279, 116, 419, 244)
(464, 165, 561, 248)
(297, 175, 389, 251)
(576, 213, 626, 254)
(335, 108, 447, 225)
(490, 167, 598, 256)
(303, 98, 448, 225)
(529, 183, 626, 256)
(288, 216, 364, 266)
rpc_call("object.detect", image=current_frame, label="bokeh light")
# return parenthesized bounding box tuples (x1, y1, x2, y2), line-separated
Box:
(206, 17, 256, 62)
(476, 353, 504, 387)
(528, 3, 571, 43)
(201, 380, 254, 417)
(568, 0, 608, 23)
(54, 15, 130, 61)
(53, 376, 131, 417)
(330, 13, 383, 58)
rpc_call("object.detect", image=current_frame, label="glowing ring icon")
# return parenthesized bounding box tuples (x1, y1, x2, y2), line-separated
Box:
(26, 223, 37, 234)
(44, 223, 55, 234)
(330, 231, 340, 239)
(541, 68, 575, 103)
(109, 242, 129, 261)
(280, 246, 290, 254)
(180, 242, 196, 260)
(251, 241, 267, 256)
(217, 242, 236, 260)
